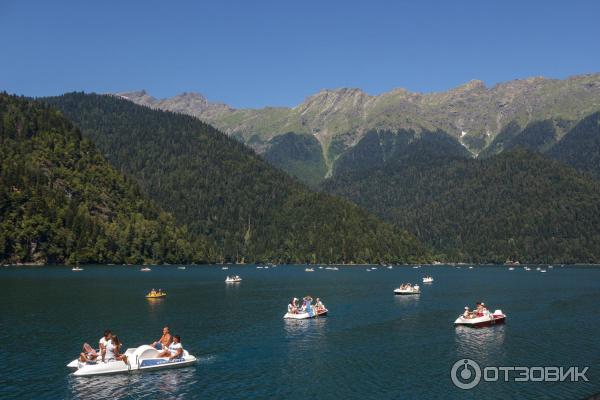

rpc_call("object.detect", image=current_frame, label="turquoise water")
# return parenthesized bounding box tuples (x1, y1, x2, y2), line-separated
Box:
(1, 264, 599, 399)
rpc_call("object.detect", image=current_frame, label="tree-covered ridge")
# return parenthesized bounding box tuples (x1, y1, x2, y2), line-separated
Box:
(548, 111, 600, 180)
(263, 132, 327, 187)
(323, 150, 600, 264)
(333, 129, 471, 176)
(0, 93, 209, 265)
(479, 118, 575, 158)
(45, 93, 428, 264)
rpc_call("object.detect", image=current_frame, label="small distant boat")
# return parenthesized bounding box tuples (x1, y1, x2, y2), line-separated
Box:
(508, 267, 515, 271)
(140, 267, 151, 272)
(256, 266, 263, 269)
(264, 266, 270, 269)
(225, 275, 242, 283)
(412, 265, 420, 269)
(222, 266, 229, 270)
(468, 266, 474, 269)
(394, 284, 421, 295)
(540, 269, 547, 273)
(305, 268, 314, 272)
(366, 268, 371, 272)
(387, 266, 393, 269)
(422, 276, 434, 284)
(177, 266, 186, 270)
(145, 290, 166, 299)
(71, 267, 84, 272)
(536, 267, 541, 271)
(548, 265, 554, 269)
(454, 309, 506, 328)
(524, 267, 531, 271)
(67, 345, 196, 376)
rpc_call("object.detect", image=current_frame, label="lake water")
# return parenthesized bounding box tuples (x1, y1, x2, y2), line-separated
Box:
(1, 264, 599, 399)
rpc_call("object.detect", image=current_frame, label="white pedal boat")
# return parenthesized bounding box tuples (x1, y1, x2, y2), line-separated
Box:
(422, 277, 434, 283)
(454, 310, 506, 328)
(225, 276, 242, 283)
(394, 285, 420, 295)
(283, 308, 328, 319)
(67, 345, 196, 376)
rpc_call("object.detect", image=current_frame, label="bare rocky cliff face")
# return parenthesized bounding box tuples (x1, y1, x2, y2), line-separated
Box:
(119, 90, 233, 121)
(118, 72, 600, 180)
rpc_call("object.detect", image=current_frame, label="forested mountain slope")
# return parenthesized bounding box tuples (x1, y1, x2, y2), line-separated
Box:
(46, 93, 428, 264)
(323, 150, 600, 264)
(0, 93, 207, 265)
(548, 111, 600, 180)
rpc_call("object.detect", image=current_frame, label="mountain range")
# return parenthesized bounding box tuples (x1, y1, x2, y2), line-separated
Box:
(3, 70, 600, 265)
(119, 73, 600, 184)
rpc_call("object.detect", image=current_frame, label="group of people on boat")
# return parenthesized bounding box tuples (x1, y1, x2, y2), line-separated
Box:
(146, 288, 166, 297)
(287, 296, 326, 314)
(397, 283, 417, 290)
(78, 326, 184, 363)
(462, 302, 490, 319)
(79, 329, 128, 364)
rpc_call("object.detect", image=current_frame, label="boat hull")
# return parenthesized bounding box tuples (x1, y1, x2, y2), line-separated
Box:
(394, 291, 420, 295)
(283, 309, 328, 319)
(454, 313, 506, 328)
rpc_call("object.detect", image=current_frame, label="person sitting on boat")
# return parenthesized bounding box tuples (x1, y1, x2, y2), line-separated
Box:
(315, 298, 325, 312)
(150, 326, 172, 350)
(481, 302, 489, 316)
(288, 298, 298, 314)
(462, 307, 472, 319)
(106, 335, 127, 363)
(79, 342, 98, 362)
(475, 302, 484, 317)
(299, 298, 307, 312)
(159, 335, 184, 360)
(99, 330, 112, 362)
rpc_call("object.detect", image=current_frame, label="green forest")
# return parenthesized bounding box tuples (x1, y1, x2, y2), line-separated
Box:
(324, 150, 600, 264)
(44, 93, 427, 264)
(0, 93, 210, 265)
(5, 90, 600, 266)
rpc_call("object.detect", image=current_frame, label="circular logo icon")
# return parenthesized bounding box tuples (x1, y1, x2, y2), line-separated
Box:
(451, 358, 481, 390)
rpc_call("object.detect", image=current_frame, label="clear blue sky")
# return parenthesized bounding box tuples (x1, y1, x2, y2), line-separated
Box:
(1, 0, 599, 108)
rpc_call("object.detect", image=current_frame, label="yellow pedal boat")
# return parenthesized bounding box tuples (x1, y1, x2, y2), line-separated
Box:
(145, 291, 167, 299)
